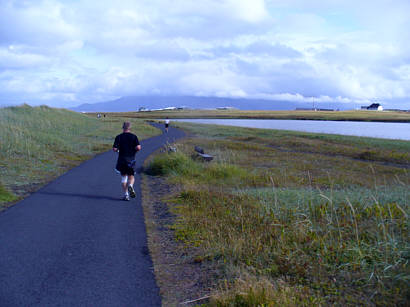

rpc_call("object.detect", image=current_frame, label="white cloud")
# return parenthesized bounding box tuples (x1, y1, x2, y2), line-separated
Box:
(0, 0, 78, 46)
(0, 0, 409, 108)
(0, 46, 51, 69)
(226, 0, 269, 23)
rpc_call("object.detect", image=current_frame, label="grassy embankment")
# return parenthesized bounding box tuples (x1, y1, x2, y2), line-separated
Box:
(0, 104, 159, 210)
(146, 122, 409, 306)
(103, 109, 410, 122)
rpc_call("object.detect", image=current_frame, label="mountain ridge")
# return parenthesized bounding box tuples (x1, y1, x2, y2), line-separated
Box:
(70, 96, 357, 112)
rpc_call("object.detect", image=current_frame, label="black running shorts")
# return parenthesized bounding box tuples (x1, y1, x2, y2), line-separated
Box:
(116, 160, 135, 176)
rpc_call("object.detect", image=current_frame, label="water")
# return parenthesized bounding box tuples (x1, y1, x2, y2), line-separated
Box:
(174, 119, 410, 140)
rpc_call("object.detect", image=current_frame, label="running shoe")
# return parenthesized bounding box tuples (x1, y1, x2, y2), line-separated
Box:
(128, 185, 136, 198)
(123, 195, 130, 201)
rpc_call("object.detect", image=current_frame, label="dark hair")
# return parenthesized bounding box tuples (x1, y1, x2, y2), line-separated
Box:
(122, 122, 131, 130)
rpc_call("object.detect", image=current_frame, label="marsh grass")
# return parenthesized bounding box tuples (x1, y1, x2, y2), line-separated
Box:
(175, 122, 410, 165)
(103, 109, 410, 122)
(211, 273, 325, 306)
(0, 105, 159, 207)
(148, 147, 266, 188)
(147, 126, 409, 305)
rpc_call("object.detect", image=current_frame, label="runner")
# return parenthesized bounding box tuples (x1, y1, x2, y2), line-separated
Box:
(112, 122, 141, 201)
(165, 117, 170, 133)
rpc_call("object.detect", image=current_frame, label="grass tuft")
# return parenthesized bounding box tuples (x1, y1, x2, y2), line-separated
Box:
(0, 182, 17, 204)
(146, 152, 197, 176)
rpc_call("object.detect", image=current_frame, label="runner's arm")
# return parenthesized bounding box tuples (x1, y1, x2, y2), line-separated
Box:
(135, 136, 141, 152)
(113, 135, 120, 152)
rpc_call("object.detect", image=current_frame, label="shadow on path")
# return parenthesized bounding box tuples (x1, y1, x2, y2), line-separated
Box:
(38, 191, 122, 202)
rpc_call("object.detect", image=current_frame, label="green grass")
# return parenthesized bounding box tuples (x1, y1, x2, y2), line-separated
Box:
(147, 151, 255, 187)
(0, 104, 160, 208)
(0, 182, 17, 205)
(174, 122, 410, 165)
(101, 109, 410, 122)
(146, 124, 409, 306)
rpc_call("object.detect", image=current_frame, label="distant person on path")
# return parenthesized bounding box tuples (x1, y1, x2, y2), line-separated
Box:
(112, 122, 141, 201)
(165, 117, 170, 133)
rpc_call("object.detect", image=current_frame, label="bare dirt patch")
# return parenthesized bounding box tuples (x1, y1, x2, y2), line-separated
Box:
(141, 173, 220, 306)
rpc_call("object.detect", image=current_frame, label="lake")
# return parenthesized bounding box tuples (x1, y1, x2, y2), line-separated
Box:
(174, 119, 410, 141)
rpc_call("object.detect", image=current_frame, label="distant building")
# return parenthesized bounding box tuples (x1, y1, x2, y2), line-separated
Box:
(385, 109, 410, 112)
(295, 108, 335, 111)
(361, 103, 383, 111)
(216, 106, 236, 110)
(138, 106, 187, 112)
(296, 108, 315, 111)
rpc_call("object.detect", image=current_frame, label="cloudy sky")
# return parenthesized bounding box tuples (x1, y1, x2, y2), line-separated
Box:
(1, 0, 410, 108)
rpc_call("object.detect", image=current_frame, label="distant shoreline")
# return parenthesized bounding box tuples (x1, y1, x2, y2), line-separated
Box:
(86, 109, 410, 123)
(174, 118, 410, 140)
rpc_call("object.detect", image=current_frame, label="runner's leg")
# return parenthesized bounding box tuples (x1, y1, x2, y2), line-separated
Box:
(127, 175, 136, 198)
(121, 175, 129, 195)
(128, 175, 135, 187)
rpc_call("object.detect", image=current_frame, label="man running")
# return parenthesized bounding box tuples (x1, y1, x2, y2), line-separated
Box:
(164, 117, 170, 133)
(112, 122, 141, 201)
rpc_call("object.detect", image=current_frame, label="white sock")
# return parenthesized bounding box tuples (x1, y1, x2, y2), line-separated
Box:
(125, 191, 129, 196)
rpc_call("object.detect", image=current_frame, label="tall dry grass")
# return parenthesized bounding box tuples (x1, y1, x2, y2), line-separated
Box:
(147, 128, 409, 305)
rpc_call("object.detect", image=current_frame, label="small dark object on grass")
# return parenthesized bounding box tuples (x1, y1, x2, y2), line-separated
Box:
(194, 146, 204, 154)
(194, 146, 213, 161)
(197, 153, 213, 161)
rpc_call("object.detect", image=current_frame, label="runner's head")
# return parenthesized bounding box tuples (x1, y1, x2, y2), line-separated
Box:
(122, 122, 131, 131)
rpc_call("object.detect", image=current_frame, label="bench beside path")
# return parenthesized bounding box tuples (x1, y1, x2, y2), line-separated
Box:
(0, 123, 185, 306)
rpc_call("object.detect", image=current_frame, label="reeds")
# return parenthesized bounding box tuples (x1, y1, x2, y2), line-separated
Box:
(147, 132, 409, 305)
(106, 109, 410, 123)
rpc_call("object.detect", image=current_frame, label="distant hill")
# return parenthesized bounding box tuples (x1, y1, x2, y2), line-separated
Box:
(70, 96, 355, 112)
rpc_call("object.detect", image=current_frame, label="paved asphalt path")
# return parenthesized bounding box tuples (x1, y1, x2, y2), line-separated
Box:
(0, 123, 185, 307)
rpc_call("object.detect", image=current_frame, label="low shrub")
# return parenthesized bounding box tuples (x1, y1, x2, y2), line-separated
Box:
(146, 150, 257, 187)
(146, 152, 199, 176)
